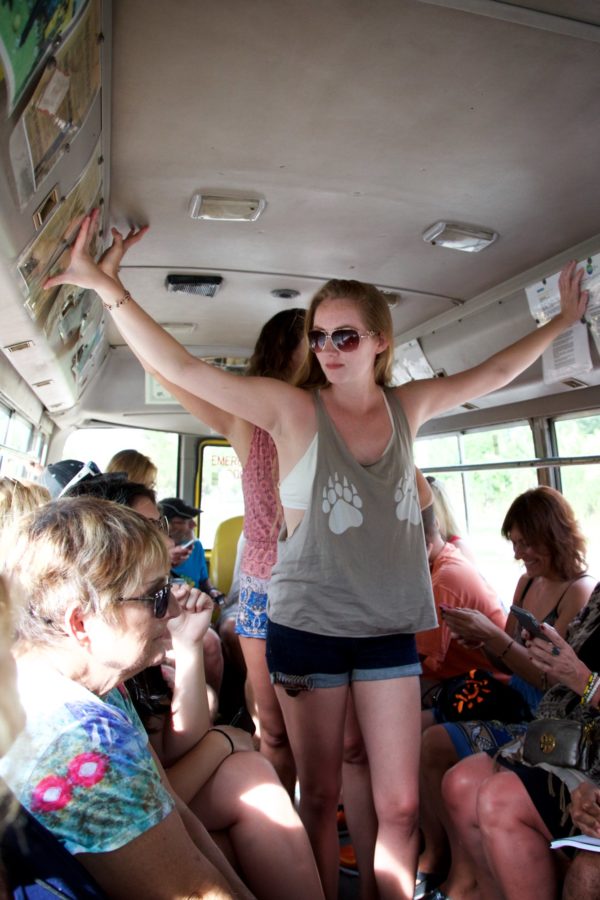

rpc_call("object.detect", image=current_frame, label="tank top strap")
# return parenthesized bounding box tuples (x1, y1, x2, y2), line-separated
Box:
(515, 577, 534, 608)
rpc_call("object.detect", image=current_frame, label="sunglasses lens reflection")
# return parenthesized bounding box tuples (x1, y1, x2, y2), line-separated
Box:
(308, 328, 361, 353)
(333, 329, 360, 351)
(154, 584, 171, 618)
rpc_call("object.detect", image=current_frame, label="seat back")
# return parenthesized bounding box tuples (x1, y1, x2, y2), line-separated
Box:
(209, 515, 244, 595)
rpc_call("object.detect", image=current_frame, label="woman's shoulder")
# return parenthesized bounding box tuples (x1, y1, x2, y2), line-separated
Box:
(512, 574, 533, 606)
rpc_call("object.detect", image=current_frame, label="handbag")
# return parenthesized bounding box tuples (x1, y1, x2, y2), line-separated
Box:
(523, 718, 594, 770)
(431, 668, 532, 723)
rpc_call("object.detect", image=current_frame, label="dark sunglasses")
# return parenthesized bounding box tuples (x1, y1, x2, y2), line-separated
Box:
(308, 327, 377, 353)
(117, 580, 172, 618)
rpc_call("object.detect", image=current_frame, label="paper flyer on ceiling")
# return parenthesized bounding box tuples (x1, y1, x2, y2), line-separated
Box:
(0, 0, 88, 114)
(392, 339, 435, 385)
(8, 0, 101, 208)
(525, 255, 599, 384)
(17, 138, 103, 320)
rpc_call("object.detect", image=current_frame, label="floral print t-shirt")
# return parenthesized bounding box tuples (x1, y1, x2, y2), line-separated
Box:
(0, 658, 174, 856)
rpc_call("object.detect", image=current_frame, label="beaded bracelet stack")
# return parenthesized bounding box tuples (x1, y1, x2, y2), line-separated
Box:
(580, 671, 600, 706)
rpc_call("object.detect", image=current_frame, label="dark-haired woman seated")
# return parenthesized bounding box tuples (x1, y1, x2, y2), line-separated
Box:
(0, 497, 323, 900)
(442, 582, 600, 900)
(418, 486, 595, 896)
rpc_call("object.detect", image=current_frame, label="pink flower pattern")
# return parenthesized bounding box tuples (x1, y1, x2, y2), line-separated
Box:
(68, 752, 108, 787)
(31, 775, 72, 812)
(32, 751, 109, 813)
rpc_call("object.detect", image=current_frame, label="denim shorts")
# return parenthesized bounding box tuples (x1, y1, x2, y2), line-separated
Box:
(266, 619, 421, 692)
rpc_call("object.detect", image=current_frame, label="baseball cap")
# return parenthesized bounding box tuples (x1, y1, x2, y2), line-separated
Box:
(41, 460, 102, 498)
(160, 497, 201, 519)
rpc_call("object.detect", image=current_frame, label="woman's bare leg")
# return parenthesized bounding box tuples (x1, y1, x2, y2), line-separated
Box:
(476, 767, 561, 900)
(342, 694, 378, 900)
(189, 749, 324, 900)
(203, 627, 224, 694)
(352, 676, 421, 900)
(563, 851, 600, 900)
(239, 635, 296, 797)
(275, 683, 348, 900)
(441, 752, 501, 900)
(418, 724, 456, 876)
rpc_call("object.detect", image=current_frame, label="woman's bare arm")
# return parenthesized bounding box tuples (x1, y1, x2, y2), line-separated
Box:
(44, 213, 305, 439)
(153, 588, 214, 765)
(397, 261, 588, 435)
(138, 358, 255, 465)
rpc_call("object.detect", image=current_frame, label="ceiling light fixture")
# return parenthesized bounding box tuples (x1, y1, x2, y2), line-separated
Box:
(189, 194, 266, 222)
(422, 221, 498, 253)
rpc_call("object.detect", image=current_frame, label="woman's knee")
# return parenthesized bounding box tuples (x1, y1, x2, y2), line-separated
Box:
(255, 698, 289, 750)
(297, 762, 342, 809)
(441, 754, 492, 819)
(476, 771, 537, 837)
(224, 745, 282, 787)
(374, 790, 419, 833)
(343, 726, 367, 765)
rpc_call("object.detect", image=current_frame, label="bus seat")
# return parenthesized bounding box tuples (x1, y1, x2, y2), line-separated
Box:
(210, 516, 244, 595)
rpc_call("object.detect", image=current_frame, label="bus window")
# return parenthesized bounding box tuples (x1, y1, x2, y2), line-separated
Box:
(415, 423, 537, 607)
(62, 426, 178, 499)
(196, 440, 243, 549)
(0, 402, 49, 479)
(0, 403, 10, 446)
(554, 413, 600, 571)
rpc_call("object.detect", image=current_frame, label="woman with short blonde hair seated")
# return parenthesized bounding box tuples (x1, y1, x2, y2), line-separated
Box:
(1, 497, 322, 900)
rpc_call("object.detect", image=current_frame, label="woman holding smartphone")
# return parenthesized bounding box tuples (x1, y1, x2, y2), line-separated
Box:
(45, 211, 588, 900)
(418, 486, 596, 899)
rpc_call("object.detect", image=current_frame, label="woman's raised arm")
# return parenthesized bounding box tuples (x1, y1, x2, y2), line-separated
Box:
(44, 213, 298, 437)
(398, 261, 589, 435)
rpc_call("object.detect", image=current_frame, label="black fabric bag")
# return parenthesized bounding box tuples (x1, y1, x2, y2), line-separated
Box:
(431, 668, 533, 723)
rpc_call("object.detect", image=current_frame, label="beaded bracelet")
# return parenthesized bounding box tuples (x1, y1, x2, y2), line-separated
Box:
(581, 672, 600, 705)
(586, 678, 600, 707)
(210, 727, 235, 755)
(103, 290, 132, 311)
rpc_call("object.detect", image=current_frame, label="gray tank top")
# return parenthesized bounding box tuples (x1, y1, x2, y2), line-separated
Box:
(268, 388, 437, 637)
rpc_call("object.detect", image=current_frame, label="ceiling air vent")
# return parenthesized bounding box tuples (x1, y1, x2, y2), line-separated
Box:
(33, 379, 53, 388)
(5, 340, 34, 353)
(271, 288, 300, 299)
(562, 378, 588, 389)
(166, 275, 223, 297)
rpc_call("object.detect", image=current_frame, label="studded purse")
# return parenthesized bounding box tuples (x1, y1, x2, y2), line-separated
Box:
(522, 719, 594, 770)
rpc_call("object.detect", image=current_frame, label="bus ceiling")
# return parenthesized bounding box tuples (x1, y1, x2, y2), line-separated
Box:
(0, 0, 599, 437)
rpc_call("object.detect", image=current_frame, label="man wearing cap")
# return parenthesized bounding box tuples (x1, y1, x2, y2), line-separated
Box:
(41, 460, 102, 498)
(161, 498, 223, 602)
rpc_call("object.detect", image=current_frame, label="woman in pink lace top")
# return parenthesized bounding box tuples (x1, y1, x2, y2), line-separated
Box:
(123, 296, 305, 795)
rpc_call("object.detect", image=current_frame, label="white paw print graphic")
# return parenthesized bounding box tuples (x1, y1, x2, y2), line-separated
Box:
(322, 472, 364, 535)
(394, 473, 420, 525)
